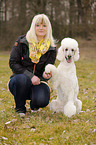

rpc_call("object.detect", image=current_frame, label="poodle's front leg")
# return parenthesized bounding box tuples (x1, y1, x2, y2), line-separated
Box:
(74, 99, 82, 113)
(45, 64, 57, 75)
(64, 91, 76, 117)
(64, 101, 76, 117)
(45, 64, 58, 89)
(50, 99, 64, 113)
(67, 89, 75, 102)
(74, 84, 82, 113)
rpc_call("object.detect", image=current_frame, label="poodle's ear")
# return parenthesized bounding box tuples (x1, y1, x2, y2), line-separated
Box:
(56, 46, 64, 61)
(74, 47, 79, 61)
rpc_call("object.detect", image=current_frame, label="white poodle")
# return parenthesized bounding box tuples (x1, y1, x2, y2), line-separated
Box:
(45, 38, 82, 117)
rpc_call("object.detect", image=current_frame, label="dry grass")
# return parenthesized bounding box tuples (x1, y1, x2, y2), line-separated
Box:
(0, 38, 96, 145)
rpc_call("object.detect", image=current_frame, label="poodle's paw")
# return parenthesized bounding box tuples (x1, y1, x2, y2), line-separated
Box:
(45, 64, 56, 74)
(50, 100, 58, 112)
(64, 102, 76, 117)
(50, 100, 63, 113)
(75, 99, 82, 113)
(45, 64, 51, 74)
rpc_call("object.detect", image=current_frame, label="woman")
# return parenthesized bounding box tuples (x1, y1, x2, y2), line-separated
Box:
(8, 14, 56, 116)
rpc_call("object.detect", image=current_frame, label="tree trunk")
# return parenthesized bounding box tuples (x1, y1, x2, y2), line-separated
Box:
(18, 0, 26, 34)
(69, 0, 75, 37)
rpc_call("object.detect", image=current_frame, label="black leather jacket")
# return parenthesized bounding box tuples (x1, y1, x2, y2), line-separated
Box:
(9, 35, 56, 81)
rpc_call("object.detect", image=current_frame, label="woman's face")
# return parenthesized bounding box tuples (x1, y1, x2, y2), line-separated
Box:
(35, 22, 47, 41)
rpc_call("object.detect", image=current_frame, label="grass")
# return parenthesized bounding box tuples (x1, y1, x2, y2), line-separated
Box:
(0, 38, 96, 145)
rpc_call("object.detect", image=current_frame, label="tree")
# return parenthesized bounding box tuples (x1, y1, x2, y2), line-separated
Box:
(0, 0, 3, 36)
(18, 0, 27, 34)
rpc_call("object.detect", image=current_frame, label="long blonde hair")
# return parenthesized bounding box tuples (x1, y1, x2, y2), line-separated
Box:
(26, 14, 55, 47)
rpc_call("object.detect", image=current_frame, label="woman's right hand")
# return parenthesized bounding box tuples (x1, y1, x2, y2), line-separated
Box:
(31, 75, 40, 85)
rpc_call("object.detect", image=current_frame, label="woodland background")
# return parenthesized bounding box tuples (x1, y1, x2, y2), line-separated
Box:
(0, 0, 96, 50)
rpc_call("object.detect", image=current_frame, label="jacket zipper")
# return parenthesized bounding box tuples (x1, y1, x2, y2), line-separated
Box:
(33, 64, 36, 75)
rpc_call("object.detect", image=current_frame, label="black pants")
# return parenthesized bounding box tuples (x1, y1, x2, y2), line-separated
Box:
(8, 74, 50, 113)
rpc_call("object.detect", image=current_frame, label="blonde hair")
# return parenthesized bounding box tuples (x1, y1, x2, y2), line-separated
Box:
(26, 14, 55, 47)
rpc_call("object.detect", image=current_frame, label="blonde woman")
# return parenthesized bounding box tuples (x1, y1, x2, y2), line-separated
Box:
(8, 14, 56, 116)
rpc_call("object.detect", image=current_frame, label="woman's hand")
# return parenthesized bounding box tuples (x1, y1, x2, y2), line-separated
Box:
(31, 75, 40, 85)
(43, 71, 52, 79)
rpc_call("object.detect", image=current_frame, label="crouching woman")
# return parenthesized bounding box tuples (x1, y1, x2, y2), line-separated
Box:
(8, 14, 56, 116)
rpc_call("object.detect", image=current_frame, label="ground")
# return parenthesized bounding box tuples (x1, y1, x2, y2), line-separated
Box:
(0, 37, 96, 145)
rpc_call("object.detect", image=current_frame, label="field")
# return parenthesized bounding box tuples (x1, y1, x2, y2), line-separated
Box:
(0, 38, 96, 145)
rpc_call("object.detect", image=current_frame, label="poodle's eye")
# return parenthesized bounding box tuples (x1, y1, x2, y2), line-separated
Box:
(65, 48, 68, 51)
(71, 49, 74, 52)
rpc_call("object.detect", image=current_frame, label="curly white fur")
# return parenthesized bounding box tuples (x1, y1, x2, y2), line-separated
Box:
(45, 38, 82, 117)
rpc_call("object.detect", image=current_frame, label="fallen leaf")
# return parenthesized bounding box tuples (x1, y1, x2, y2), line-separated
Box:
(2, 136, 8, 140)
(11, 119, 17, 123)
(80, 111, 85, 113)
(62, 130, 66, 134)
(5, 121, 11, 125)
(4, 124, 9, 130)
(84, 91, 88, 94)
(22, 124, 30, 129)
(34, 142, 36, 145)
(0, 81, 2, 84)
(73, 119, 80, 123)
(86, 109, 90, 112)
(91, 110, 95, 112)
(86, 120, 89, 123)
(85, 95, 90, 98)
(49, 137, 54, 140)
(13, 134, 16, 138)
(46, 116, 49, 122)
(92, 129, 96, 132)
(25, 125, 30, 129)
(66, 136, 69, 140)
(30, 128, 36, 132)
(88, 128, 92, 133)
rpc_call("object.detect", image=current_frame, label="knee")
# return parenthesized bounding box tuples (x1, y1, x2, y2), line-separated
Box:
(40, 84, 50, 107)
(39, 92, 50, 107)
(9, 74, 31, 92)
(8, 77, 16, 93)
(33, 83, 50, 108)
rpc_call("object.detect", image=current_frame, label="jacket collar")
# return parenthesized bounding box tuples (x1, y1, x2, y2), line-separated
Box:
(49, 46, 56, 51)
(20, 36, 29, 46)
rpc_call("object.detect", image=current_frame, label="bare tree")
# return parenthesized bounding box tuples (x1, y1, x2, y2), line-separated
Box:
(69, 0, 75, 36)
(18, 0, 27, 34)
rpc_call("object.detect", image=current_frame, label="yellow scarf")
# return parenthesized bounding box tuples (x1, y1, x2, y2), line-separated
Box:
(29, 39, 50, 63)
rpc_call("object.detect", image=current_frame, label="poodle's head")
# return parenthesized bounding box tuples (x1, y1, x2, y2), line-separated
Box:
(57, 38, 79, 63)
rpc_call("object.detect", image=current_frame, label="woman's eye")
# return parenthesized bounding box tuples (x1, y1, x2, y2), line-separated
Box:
(71, 49, 74, 52)
(43, 24, 46, 27)
(36, 24, 40, 27)
(65, 48, 68, 51)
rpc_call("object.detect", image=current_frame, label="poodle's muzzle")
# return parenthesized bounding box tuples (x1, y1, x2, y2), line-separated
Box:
(65, 48, 75, 63)
(65, 55, 72, 63)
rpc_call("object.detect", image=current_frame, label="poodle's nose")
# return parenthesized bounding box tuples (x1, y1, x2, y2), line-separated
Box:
(68, 55, 71, 59)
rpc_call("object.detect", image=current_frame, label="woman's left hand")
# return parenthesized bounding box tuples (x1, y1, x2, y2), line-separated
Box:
(43, 71, 52, 79)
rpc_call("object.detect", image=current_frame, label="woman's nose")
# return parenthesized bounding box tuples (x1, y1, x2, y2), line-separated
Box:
(40, 25, 43, 29)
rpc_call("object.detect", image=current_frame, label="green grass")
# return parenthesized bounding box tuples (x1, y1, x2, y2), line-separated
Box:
(0, 49, 96, 145)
